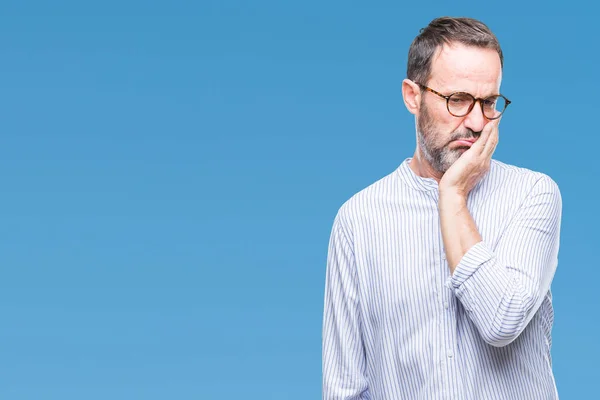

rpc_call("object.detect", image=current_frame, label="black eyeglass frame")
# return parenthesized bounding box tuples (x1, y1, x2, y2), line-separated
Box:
(415, 82, 511, 120)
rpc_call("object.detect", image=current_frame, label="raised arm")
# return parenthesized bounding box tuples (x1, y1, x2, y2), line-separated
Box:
(438, 120, 562, 347)
(441, 174, 562, 347)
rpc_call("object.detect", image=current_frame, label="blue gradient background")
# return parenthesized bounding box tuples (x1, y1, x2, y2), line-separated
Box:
(1, 1, 598, 399)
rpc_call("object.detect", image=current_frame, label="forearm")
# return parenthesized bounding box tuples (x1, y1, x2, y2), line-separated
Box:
(439, 190, 482, 274)
(438, 190, 535, 346)
(439, 193, 538, 346)
(438, 177, 561, 347)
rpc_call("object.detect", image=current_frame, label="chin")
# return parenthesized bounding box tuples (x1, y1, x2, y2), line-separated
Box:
(438, 153, 462, 172)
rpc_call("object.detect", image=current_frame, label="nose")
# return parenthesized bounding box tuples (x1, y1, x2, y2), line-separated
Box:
(463, 100, 487, 133)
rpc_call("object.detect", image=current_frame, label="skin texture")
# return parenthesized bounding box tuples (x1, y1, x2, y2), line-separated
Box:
(401, 42, 502, 272)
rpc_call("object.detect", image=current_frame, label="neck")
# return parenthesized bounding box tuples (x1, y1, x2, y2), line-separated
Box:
(409, 148, 444, 183)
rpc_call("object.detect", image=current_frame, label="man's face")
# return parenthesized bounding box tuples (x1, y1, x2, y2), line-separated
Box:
(416, 43, 502, 173)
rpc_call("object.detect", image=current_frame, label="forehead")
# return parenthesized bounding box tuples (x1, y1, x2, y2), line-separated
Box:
(429, 42, 502, 94)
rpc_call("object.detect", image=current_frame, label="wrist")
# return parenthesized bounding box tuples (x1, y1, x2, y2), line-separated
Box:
(439, 187, 467, 205)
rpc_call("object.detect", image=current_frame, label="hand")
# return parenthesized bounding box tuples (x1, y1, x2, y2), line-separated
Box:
(439, 119, 500, 198)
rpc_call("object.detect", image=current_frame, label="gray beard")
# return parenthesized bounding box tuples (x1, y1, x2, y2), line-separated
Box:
(417, 128, 461, 173)
(416, 104, 478, 174)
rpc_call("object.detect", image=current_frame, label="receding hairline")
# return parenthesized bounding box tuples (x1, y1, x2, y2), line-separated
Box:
(423, 41, 503, 85)
(406, 17, 504, 85)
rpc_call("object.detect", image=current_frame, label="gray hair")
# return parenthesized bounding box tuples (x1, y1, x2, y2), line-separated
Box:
(407, 17, 503, 84)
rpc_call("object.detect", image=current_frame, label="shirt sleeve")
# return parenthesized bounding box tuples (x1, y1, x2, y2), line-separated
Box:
(445, 175, 562, 347)
(322, 213, 370, 399)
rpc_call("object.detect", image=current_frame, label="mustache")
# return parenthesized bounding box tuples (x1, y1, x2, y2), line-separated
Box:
(447, 129, 481, 144)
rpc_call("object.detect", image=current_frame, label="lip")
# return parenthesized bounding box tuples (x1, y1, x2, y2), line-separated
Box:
(453, 139, 476, 147)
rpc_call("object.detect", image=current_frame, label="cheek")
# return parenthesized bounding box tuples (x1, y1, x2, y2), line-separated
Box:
(421, 100, 460, 144)
(430, 112, 458, 144)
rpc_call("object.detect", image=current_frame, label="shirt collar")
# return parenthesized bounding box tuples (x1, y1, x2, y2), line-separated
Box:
(396, 157, 440, 192)
(396, 157, 496, 193)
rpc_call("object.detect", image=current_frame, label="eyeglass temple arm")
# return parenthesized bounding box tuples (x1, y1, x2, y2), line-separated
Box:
(415, 82, 448, 99)
(416, 81, 511, 105)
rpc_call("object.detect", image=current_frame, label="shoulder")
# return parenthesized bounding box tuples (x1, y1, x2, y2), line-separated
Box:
(489, 159, 561, 204)
(333, 169, 399, 232)
(491, 159, 559, 187)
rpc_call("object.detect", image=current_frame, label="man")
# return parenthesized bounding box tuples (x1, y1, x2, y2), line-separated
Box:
(322, 17, 562, 399)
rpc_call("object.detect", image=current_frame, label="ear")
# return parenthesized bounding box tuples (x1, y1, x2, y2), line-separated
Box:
(402, 79, 421, 115)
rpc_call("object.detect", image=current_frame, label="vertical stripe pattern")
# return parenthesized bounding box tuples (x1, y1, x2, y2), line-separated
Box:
(322, 158, 562, 400)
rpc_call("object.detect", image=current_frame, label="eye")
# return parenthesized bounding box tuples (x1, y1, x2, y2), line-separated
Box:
(483, 97, 500, 109)
(449, 94, 471, 104)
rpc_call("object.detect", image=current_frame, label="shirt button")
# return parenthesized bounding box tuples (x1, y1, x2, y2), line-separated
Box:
(447, 351, 454, 358)
(444, 302, 449, 309)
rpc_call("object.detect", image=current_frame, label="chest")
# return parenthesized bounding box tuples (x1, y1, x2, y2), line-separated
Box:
(351, 197, 507, 330)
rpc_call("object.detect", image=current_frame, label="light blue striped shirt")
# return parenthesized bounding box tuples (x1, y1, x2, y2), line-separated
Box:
(322, 158, 562, 399)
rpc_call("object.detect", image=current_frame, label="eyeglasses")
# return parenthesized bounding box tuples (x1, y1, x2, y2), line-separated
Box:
(415, 82, 511, 120)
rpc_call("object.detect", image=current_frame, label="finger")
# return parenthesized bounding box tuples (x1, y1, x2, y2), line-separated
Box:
(473, 120, 494, 155)
(483, 119, 500, 157)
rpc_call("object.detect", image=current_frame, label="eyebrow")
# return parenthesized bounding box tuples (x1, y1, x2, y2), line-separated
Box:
(444, 88, 500, 97)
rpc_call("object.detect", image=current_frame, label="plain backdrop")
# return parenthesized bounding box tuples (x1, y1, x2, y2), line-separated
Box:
(1, 1, 598, 399)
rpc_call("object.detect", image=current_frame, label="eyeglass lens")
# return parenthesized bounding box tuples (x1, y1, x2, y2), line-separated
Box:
(448, 93, 507, 119)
